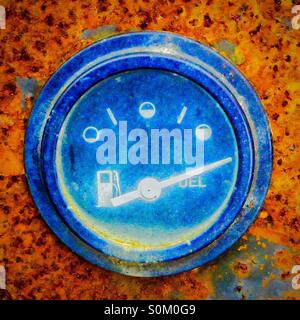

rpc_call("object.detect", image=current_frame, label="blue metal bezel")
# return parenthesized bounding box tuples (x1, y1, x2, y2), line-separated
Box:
(24, 32, 272, 276)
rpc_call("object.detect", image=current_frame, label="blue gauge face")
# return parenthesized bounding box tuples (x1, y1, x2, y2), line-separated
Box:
(54, 69, 239, 262)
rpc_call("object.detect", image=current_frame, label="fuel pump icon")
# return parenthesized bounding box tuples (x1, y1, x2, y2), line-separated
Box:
(96, 170, 121, 207)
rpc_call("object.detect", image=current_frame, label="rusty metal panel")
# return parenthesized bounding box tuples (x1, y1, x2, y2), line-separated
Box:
(0, 0, 299, 300)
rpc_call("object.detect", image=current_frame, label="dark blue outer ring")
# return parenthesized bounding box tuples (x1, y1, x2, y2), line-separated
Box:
(24, 32, 272, 277)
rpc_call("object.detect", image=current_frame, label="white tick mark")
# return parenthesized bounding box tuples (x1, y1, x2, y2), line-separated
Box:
(177, 106, 187, 124)
(106, 108, 117, 126)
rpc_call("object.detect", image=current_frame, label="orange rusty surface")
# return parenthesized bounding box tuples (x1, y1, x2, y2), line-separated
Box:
(0, 0, 299, 300)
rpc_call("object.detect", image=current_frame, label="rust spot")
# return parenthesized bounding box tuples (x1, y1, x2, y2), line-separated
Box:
(204, 13, 213, 27)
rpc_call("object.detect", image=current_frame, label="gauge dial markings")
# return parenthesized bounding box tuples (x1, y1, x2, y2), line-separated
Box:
(106, 107, 117, 126)
(177, 106, 187, 124)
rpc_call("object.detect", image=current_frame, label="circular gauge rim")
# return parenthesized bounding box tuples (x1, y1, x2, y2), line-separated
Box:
(24, 32, 272, 277)
(41, 56, 253, 263)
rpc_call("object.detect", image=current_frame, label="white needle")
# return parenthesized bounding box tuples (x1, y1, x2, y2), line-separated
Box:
(160, 157, 232, 188)
(111, 157, 232, 207)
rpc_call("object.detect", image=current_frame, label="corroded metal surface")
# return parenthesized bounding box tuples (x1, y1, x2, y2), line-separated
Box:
(0, 0, 299, 299)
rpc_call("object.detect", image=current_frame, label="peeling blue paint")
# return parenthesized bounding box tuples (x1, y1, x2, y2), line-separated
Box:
(211, 236, 292, 300)
(214, 39, 245, 65)
(16, 77, 39, 110)
(215, 39, 236, 56)
(81, 25, 117, 40)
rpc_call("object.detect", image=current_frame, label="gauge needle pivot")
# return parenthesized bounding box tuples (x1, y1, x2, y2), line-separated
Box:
(111, 157, 232, 207)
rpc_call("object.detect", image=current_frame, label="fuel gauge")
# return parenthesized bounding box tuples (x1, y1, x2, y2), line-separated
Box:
(25, 32, 272, 276)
